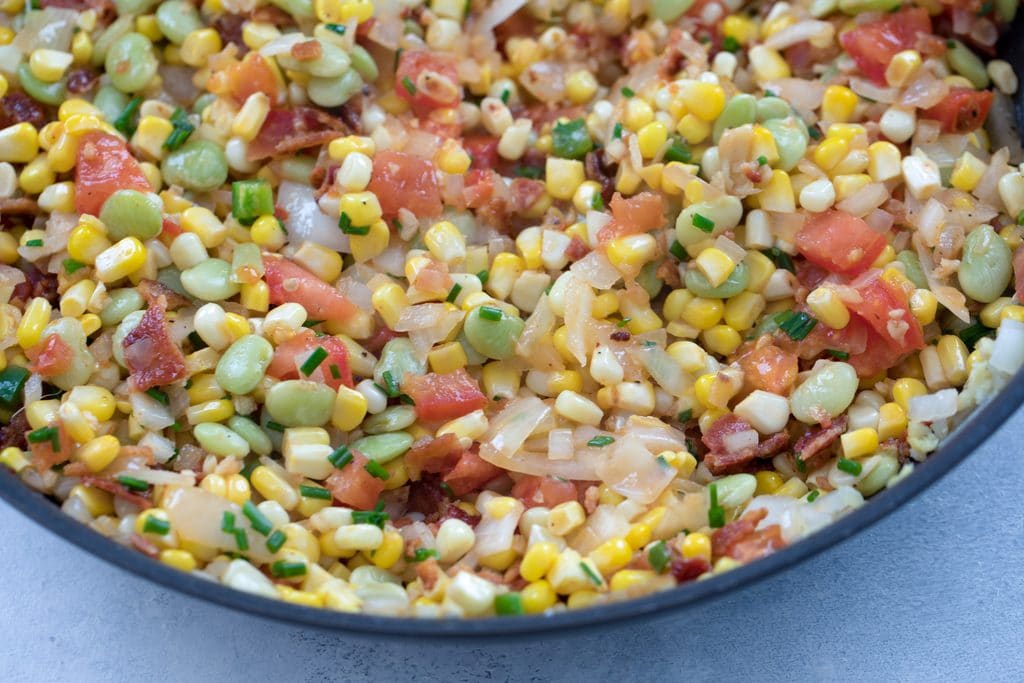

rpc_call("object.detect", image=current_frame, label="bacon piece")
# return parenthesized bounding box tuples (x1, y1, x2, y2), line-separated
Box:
(26, 334, 73, 377)
(1014, 244, 1024, 301)
(404, 433, 463, 480)
(793, 415, 848, 468)
(212, 13, 246, 52)
(247, 107, 348, 161)
(702, 414, 790, 475)
(172, 444, 206, 473)
(290, 39, 322, 61)
(566, 235, 590, 262)
(0, 197, 39, 215)
(444, 450, 503, 496)
(137, 279, 190, 309)
(415, 557, 442, 592)
(405, 477, 481, 526)
(28, 422, 74, 473)
(0, 92, 46, 129)
(669, 556, 711, 583)
(585, 149, 617, 203)
(0, 411, 28, 450)
(82, 476, 154, 509)
(10, 263, 58, 307)
(712, 509, 785, 563)
(122, 297, 189, 392)
(130, 533, 160, 557)
(66, 67, 99, 94)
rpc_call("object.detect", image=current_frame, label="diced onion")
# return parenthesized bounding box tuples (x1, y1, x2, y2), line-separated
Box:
(571, 250, 621, 289)
(473, 491, 524, 557)
(259, 33, 307, 57)
(165, 488, 273, 562)
(908, 388, 958, 422)
(395, 304, 464, 359)
(763, 20, 834, 50)
(129, 391, 175, 431)
(277, 181, 349, 252)
(548, 428, 574, 461)
(475, 0, 527, 32)
(721, 429, 759, 453)
(595, 436, 676, 505)
(989, 319, 1024, 375)
(835, 182, 888, 217)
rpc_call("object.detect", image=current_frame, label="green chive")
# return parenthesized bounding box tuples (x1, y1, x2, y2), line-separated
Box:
(24, 239, 43, 247)
(233, 528, 249, 551)
(407, 547, 438, 562)
(757, 155, 767, 166)
(692, 213, 715, 233)
(669, 240, 687, 260)
(271, 561, 307, 578)
(677, 409, 693, 422)
(63, 258, 86, 274)
(113, 96, 142, 136)
(242, 500, 273, 536)
(494, 592, 524, 616)
(145, 387, 169, 404)
(587, 436, 615, 447)
(382, 369, 399, 397)
(620, 86, 635, 98)
(825, 349, 850, 360)
(329, 364, 342, 380)
(479, 306, 503, 321)
(837, 458, 862, 475)
(663, 138, 691, 164)
(515, 165, 541, 179)
(446, 283, 463, 303)
(266, 421, 285, 432)
(327, 445, 352, 469)
(722, 36, 740, 53)
(591, 193, 604, 211)
(402, 75, 416, 95)
(476, 270, 489, 284)
(163, 108, 195, 151)
(266, 529, 288, 553)
(364, 460, 389, 480)
(958, 322, 994, 350)
(762, 247, 795, 273)
(580, 562, 603, 586)
(352, 502, 388, 528)
(648, 540, 670, 574)
(325, 22, 346, 34)
(616, 318, 631, 328)
(708, 483, 725, 528)
(300, 484, 332, 500)
(500, 88, 510, 104)
(221, 510, 236, 533)
(775, 311, 818, 341)
(300, 346, 328, 376)
(27, 426, 58, 444)
(806, 490, 820, 502)
(612, 122, 623, 139)
(117, 475, 150, 492)
(143, 516, 170, 535)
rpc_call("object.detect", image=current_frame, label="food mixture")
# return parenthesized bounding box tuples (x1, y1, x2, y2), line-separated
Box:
(1, 0, 1023, 618)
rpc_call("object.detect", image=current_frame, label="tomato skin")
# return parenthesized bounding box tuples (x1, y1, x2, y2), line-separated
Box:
(26, 334, 73, 377)
(796, 210, 887, 276)
(462, 136, 500, 170)
(263, 256, 359, 323)
(511, 475, 580, 509)
(324, 451, 386, 511)
(402, 369, 488, 422)
(922, 88, 994, 134)
(845, 271, 925, 353)
(839, 7, 932, 84)
(395, 51, 460, 115)
(74, 131, 151, 216)
(596, 192, 666, 244)
(367, 150, 442, 218)
(444, 451, 504, 496)
(738, 342, 798, 395)
(266, 329, 353, 389)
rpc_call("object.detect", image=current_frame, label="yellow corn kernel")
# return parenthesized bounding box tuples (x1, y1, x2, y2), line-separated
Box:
(180, 28, 223, 67)
(348, 219, 390, 262)
(565, 69, 597, 104)
(435, 139, 471, 175)
(885, 49, 922, 88)
(132, 116, 173, 159)
(247, 215, 284, 252)
(292, 241, 344, 283)
(0, 122, 39, 163)
(29, 48, 73, 83)
(877, 402, 908, 440)
(667, 340, 706, 374)
(758, 169, 795, 212)
(592, 291, 619, 319)
(521, 580, 557, 614)
(232, 92, 271, 142)
(624, 522, 651, 550)
(371, 282, 408, 330)
(694, 248, 736, 288)
(18, 154, 54, 195)
(841, 427, 879, 459)
(548, 501, 586, 536)
(744, 251, 775, 292)
(724, 292, 765, 331)
(134, 14, 162, 41)
(950, 152, 987, 192)
(908, 289, 937, 326)
(805, 286, 850, 330)
(937, 335, 969, 387)
(67, 385, 116, 422)
(636, 121, 668, 159)
(59, 401, 96, 443)
(250, 465, 299, 510)
(69, 485, 114, 517)
(892, 377, 927, 412)
(368, 531, 404, 569)
(623, 98, 654, 130)
(676, 114, 711, 145)
(606, 233, 658, 276)
(775, 477, 809, 499)
(681, 81, 726, 122)
(339, 191, 383, 227)
(26, 400, 60, 431)
(160, 549, 197, 573)
(587, 537, 632, 576)
(813, 137, 849, 172)
(0, 232, 18, 264)
(755, 470, 784, 495)
(610, 569, 657, 592)
(545, 158, 586, 200)
(520, 541, 559, 582)
(482, 360, 521, 400)
(94, 237, 147, 283)
(680, 297, 723, 330)
(868, 141, 901, 182)
(701, 325, 742, 356)
(680, 532, 712, 562)
(748, 45, 790, 81)
(328, 135, 375, 161)
(239, 281, 270, 313)
(567, 590, 600, 610)
(425, 341, 466, 374)
(980, 297, 1013, 328)
(1001, 305, 1024, 323)
(821, 85, 858, 124)
(722, 15, 757, 44)
(327, 384, 366, 433)
(78, 313, 100, 336)
(186, 374, 224, 404)
(17, 297, 51, 349)
(0, 26, 13, 46)
(487, 252, 525, 300)
(425, 221, 467, 264)
(76, 435, 120, 473)
(186, 399, 234, 424)
(71, 31, 93, 63)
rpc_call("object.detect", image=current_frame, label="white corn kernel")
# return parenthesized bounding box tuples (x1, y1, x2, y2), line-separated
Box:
(902, 154, 941, 200)
(436, 518, 475, 563)
(733, 390, 790, 434)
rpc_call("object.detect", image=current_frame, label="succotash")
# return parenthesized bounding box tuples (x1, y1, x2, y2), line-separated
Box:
(0, 0, 1022, 619)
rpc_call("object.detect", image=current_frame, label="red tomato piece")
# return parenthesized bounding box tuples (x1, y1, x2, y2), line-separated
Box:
(597, 192, 666, 244)
(795, 210, 887, 276)
(266, 329, 353, 389)
(395, 50, 460, 115)
(402, 369, 488, 423)
(263, 256, 359, 324)
(324, 451, 386, 511)
(839, 7, 932, 84)
(462, 136, 500, 170)
(511, 475, 580, 509)
(74, 131, 151, 217)
(368, 150, 442, 218)
(846, 271, 925, 353)
(28, 422, 74, 473)
(220, 53, 280, 105)
(737, 342, 798, 395)
(443, 451, 504, 496)
(26, 334, 73, 377)
(921, 88, 994, 134)
(846, 329, 908, 378)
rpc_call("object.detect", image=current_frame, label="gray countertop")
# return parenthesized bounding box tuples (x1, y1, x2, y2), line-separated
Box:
(3, 412, 1024, 682)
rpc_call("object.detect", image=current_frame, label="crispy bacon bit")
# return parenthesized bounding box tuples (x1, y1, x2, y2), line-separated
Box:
(0, 92, 46, 130)
(29, 422, 74, 473)
(406, 478, 481, 526)
(881, 437, 911, 464)
(669, 556, 711, 583)
(702, 414, 790, 475)
(130, 533, 160, 557)
(212, 13, 246, 52)
(247, 107, 348, 161)
(793, 415, 848, 467)
(404, 434, 463, 481)
(291, 39, 322, 61)
(585, 149, 617, 203)
(122, 297, 188, 392)
(1013, 244, 1024, 301)
(137, 279, 190, 310)
(0, 197, 39, 216)
(712, 509, 786, 563)
(610, 330, 631, 341)
(415, 557, 442, 592)
(172, 444, 207, 473)
(10, 263, 58, 307)
(82, 475, 154, 509)
(444, 450, 503, 496)
(0, 411, 28, 450)
(566, 235, 590, 262)
(66, 68, 99, 94)
(655, 258, 682, 289)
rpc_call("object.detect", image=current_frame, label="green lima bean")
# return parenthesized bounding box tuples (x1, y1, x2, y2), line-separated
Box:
(216, 335, 274, 395)
(194, 423, 250, 458)
(463, 307, 525, 360)
(374, 338, 426, 389)
(155, 1, 204, 45)
(946, 39, 990, 89)
(790, 361, 858, 424)
(958, 225, 1012, 303)
(99, 190, 164, 241)
(162, 140, 229, 193)
(264, 380, 335, 427)
(181, 259, 241, 302)
(685, 261, 750, 299)
(713, 94, 757, 142)
(17, 64, 67, 106)
(350, 432, 414, 463)
(362, 406, 417, 434)
(106, 33, 159, 93)
(100, 288, 145, 327)
(227, 415, 274, 456)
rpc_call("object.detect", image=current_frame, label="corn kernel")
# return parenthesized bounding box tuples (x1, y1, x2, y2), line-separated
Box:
(841, 427, 879, 459)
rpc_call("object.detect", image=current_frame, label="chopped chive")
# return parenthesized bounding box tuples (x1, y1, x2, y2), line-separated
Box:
(271, 561, 307, 578)
(0, 365, 28, 410)
(648, 540, 670, 574)
(266, 529, 287, 553)
(145, 387, 169, 404)
(24, 239, 43, 247)
(722, 36, 740, 53)
(664, 138, 691, 164)
(407, 547, 438, 562)
(27, 426, 58, 444)
(692, 213, 715, 233)
(300, 346, 328, 376)
(806, 490, 820, 502)
(591, 192, 604, 211)
(620, 86, 635, 98)
(643, 340, 656, 348)
(494, 592, 524, 616)
(616, 318, 631, 328)
(163, 108, 195, 151)
(757, 155, 768, 166)
(266, 421, 285, 432)
(364, 460, 390, 480)
(221, 510, 236, 533)
(301, 319, 323, 328)
(352, 501, 388, 528)
(233, 528, 249, 551)
(117, 475, 150, 492)
(242, 500, 273, 536)
(708, 483, 725, 528)
(775, 311, 818, 341)
(382, 370, 399, 397)
(837, 458, 862, 475)
(794, 455, 807, 472)
(394, 46, 404, 72)
(324, 22, 346, 34)
(669, 240, 687, 260)
(762, 247, 795, 273)
(958, 322, 994, 350)
(515, 165, 542, 179)
(677, 409, 693, 422)
(63, 258, 86, 274)
(808, 125, 822, 140)
(143, 516, 170, 535)
(446, 283, 463, 303)
(329, 364, 342, 380)
(551, 118, 593, 159)
(328, 445, 352, 469)
(580, 562, 603, 586)
(1018, 209, 1024, 226)
(587, 436, 615, 447)
(612, 122, 623, 139)
(398, 393, 415, 405)
(113, 96, 142, 136)
(500, 88, 510, 104)
(476, 270, 489, 284)
(299, 484, 332, 500)
(479, 306, 503, 321)
(402, 75, 416, 95)
(825, 349, 850, 360)
(187, 331, 207, 349)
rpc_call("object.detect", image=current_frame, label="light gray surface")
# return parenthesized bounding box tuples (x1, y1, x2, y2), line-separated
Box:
(3, 415, 1024, 683)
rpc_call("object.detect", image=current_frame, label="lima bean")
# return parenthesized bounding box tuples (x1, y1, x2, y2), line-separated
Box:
(16, 64, 66, 105)
(157, 266, 189, 297)
(790, 361, 858, 424)
(675, 195, 743, 246)
(958, 225, 1012, 303)
(155, 1, 203, 45)
(270, 0, 314, 18)
(216, 335, 274, 395)
(161, 140, 229, 192)
(463, 307, 525, 360)
(106, 33, 159, 93)
(755, 97, 791, 122)
(194, 423, 250, 458)
(855, 453, 900, 497)
(264, 380, 336, 427)
(349, 45, 379, 82)
(762, 117, 809, 172)
(277, 40, 350, 78)
(649, 0, 695, 22)
(350, 432, 414, 463)
(308, 70, 364, 108)
(112, 311, 145, 368)
(713, 473, 757, 508)
(945, 39, 990, 89)
(685, 261, 750, 299)
(362, 406, 417, 434)
(713, 94, 757, 142)
(896, 250, 928, 289)
(838, 0, 901, 13)
(92, 16, 134, 68)
(374, 338, 426, 389)
(227, 415, 274, 456)
(42, 318, 94, 391)
(996, 0, 1020, 23)
(637, 261, 663, 299)
(99, 190, 163, 241)
(181, 259, 240, 302)
(94, 85, 130, 124)
(100, 288, 145, 327)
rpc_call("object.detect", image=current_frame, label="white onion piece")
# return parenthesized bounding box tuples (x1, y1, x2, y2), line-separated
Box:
(913, 233, 969, 323)
(585, 210, 613, 247)
(763, 20, 833, 50)
(118, 467, 196, 487)
(130, 392, 175, 431)
(395, 304, 464, 359)
(564, 274, 595, 366)
(596, 436, 676, 505)
(836, 182, 888, 217)
(13, 8, 77, 53)
(473, 491, 524, 557)
(337, 276, 373, 310)
(23, 373, 41, 406)
(763, 79, 825, 111)
(516, 295, 556, 358)
(18, 212, 76, 262)
(277, 181, 349, 252)
(475, 0, 527, 31)
(136, 433, 178, 464)
(864, 209, 894, 234)
(989, 319, 1024, 375)
(164, 487, 273, 561)
(915, 198, 946, 246)
(481, 396, 551, 459)
(909, 389, 958, 422)
(722, 429, 759, 453)
(570, 250, 621, 289)
(634, 344, 689, 397)
(714, 235, 746, 263)
(567, 504, 631, 555)
(548, 428, 574, 461)
(901, 73, 949, 109)
(849, 78, 899, 104)
(0, 265, 25, 305)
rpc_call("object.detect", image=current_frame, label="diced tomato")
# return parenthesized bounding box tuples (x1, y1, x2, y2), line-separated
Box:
(443, 451, 504, 496)
(122, 298, 189, 392)
(462, 136, 500, 170)
(266, 329, 353, 389)
(324, 451, 386, 511)
(737, 341, 798, 395)
(921, 88, 994, 134)
(409, 258, 452, 298)
(220, 53, 280, 105)
(74, 131, 151, 217)
(402, 369, 488, 423)
(161, 217, 182, 238)
(778, 315, 870, 362)
(367, 150, 442, 218)
(845, 271, 925, 353)
(596, 192, 666, 244)
(263, 256, 359, 324)
(839, 7, 933, 84)
(361, 326, 399, 356)
(463, 169, 495, 210)
(28, 422, 74, 473)
(395, 51, 460, 115)
(26, 334, 73, 377)
(795, 210, 887, 276)
(511, 475, 580, 509)
(846, 329, 908, 378)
